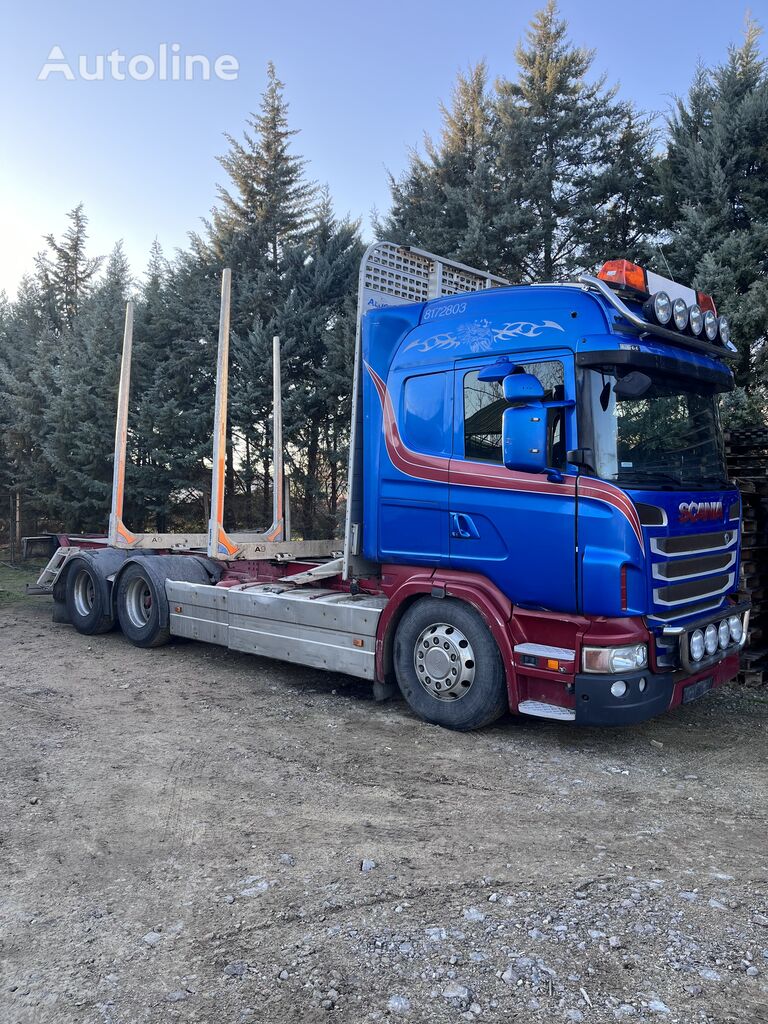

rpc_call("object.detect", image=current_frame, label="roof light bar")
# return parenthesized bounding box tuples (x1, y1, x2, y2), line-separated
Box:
(595, 260, 730, 350)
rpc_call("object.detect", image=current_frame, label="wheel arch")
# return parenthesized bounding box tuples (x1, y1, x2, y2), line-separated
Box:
(111, 553, 222, 627)
(376, 571, 517, 708)
(57, 547, 132, 618)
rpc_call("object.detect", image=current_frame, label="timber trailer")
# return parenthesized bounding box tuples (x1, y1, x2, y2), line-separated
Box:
(31, 244, 750, 729)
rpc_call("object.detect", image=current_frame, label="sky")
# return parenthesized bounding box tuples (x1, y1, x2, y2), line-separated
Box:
(0, 0, 761, 297)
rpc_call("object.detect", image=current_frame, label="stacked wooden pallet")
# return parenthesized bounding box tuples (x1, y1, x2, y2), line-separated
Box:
(725, 427, 768, 685)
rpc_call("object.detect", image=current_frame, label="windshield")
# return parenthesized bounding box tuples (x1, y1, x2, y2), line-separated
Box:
(580, 367, 729, 490)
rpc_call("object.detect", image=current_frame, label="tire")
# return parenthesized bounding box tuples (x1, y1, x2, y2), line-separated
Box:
(64, 558, 115, 635)
(393, 597, 508, 731)
(115, 562, 170, 648)
(52, 598, 70, 625)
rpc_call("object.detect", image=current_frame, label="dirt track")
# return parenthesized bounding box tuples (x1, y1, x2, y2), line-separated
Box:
(2, 596, 768, 1024)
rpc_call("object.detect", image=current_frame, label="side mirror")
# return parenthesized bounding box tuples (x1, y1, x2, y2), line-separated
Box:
(502, 372, 545, 403)
(502, 405, 547, 475)
(614, 370, 652, 398)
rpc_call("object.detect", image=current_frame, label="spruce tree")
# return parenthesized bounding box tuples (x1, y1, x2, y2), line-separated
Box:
(210, 62, 316, 269)
(661, 18, 768, 390)
(43, 244, 132, 530)
(381, 62, 501, 270)
(35, 203, 103, 329)
(494, 0, 657, 281)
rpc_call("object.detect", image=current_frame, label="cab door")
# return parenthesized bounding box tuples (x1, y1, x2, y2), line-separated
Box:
(448, 353, 577, 612)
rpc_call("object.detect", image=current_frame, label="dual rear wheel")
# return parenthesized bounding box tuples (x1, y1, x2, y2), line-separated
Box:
(64, 559, 170, 647)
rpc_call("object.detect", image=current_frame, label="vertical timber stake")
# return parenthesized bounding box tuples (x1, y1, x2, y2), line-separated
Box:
(208, 269, 239, 558)
(108, 300, 137, 547)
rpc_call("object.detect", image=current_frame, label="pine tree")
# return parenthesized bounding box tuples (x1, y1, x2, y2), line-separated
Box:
(380, 62, 501, 269)
(43, 244, 132, 530)
(0, 276, 60, 532)
(661, 18, 768, 390)
(35, 204, 103, 329)
(494, 0, 657, 281)
(210, 62, 316, 270)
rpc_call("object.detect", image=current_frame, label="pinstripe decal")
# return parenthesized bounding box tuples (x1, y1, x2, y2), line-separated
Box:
(366, 363, 643, 545)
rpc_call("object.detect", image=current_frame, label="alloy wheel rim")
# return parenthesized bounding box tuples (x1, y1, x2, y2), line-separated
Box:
(125, 577, 153, 629)
(413, 622, 475, 701)
(73, 569, 95, 618)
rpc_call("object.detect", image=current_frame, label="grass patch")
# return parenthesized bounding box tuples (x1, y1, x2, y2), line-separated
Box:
(0, 552, 42, 607)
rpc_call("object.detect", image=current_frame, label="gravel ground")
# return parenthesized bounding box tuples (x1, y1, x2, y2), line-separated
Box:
(2, 595, 768, 1024)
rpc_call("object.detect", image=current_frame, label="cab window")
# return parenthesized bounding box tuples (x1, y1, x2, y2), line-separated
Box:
(463, 361, 566, 467)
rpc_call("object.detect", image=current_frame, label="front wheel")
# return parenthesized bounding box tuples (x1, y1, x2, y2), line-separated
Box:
(393, 597, 508, 730)
(115, 563, 170, 648)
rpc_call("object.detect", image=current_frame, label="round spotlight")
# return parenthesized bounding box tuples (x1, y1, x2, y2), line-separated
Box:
(673, 297, 689, 331)
(646, 291, 672, 325)
(718, 316, 731, 346)
(703, 310, 718, 341)
(704, 624, 718, 656)
(690, 629, 705, 663)
(718, 620, 730, 649)
(611, 680, 628, 698)
(688, 304, 703, 336)
(728, 614, 743, 643)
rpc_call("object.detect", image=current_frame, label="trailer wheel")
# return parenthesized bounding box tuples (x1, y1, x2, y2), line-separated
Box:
(393, 597, 508, 731)
(64, 559, 115, 635)
(116, 563, 170, 648)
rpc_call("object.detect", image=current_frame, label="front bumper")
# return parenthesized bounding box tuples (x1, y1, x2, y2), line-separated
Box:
(574, 652, 740, 725)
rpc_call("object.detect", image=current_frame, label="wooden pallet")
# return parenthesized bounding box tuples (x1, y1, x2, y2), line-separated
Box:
(727, 428, 768, 686)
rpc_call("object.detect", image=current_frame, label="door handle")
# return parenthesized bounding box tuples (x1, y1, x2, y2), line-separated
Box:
(451, 513, 479, 539)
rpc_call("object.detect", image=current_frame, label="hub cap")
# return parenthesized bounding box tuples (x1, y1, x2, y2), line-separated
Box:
(125, 577, 153, 629)
(72, 569, 95, 618)
(414, 622, 475, 701)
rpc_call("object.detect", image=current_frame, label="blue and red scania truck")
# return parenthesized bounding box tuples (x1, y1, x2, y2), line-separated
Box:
(33, 242, 750, 730)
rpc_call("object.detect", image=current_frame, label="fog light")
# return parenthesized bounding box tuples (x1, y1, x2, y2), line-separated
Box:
(718, 620, 730, 649)
(704, 623, 718, 655)
(638, 678, 647, 693)
(673, 297, 689, 330)
(703, 310, 718, 341)
(690, 629, 705, 662)
(688, 304, 703, 336)
(647, 291, 672, 325)
(611, 680, 628, 698)
(728, 614, 743, 643)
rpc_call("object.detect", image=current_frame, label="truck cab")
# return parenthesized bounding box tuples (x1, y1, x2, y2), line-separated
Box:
(354, 252, 749, 725)
(36, 243, 749, 732)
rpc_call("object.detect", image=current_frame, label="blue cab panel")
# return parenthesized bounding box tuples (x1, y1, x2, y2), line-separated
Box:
(361, 281, 738, 623)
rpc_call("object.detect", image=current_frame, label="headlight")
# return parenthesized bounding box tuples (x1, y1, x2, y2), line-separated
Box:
(728, 614, 743, 643)
(703, 309, 718, 341)
(688, 304, 703, 336)
(690, 629, 705, 662)
(718, 316, 730, 346)
(646, 291, 672, 325)
(718, 620, 730, 649)
(583, 643, 648, 673)
(704, 624, 718, 655)
(672, 297, 689, 330)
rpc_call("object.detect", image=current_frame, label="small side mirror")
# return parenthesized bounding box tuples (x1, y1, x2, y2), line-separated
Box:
(613, 370, 652, 398)
(502, 372, 545, 403)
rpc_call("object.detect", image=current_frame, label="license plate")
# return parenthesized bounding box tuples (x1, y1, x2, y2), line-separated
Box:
(682, 676, 714, 704)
